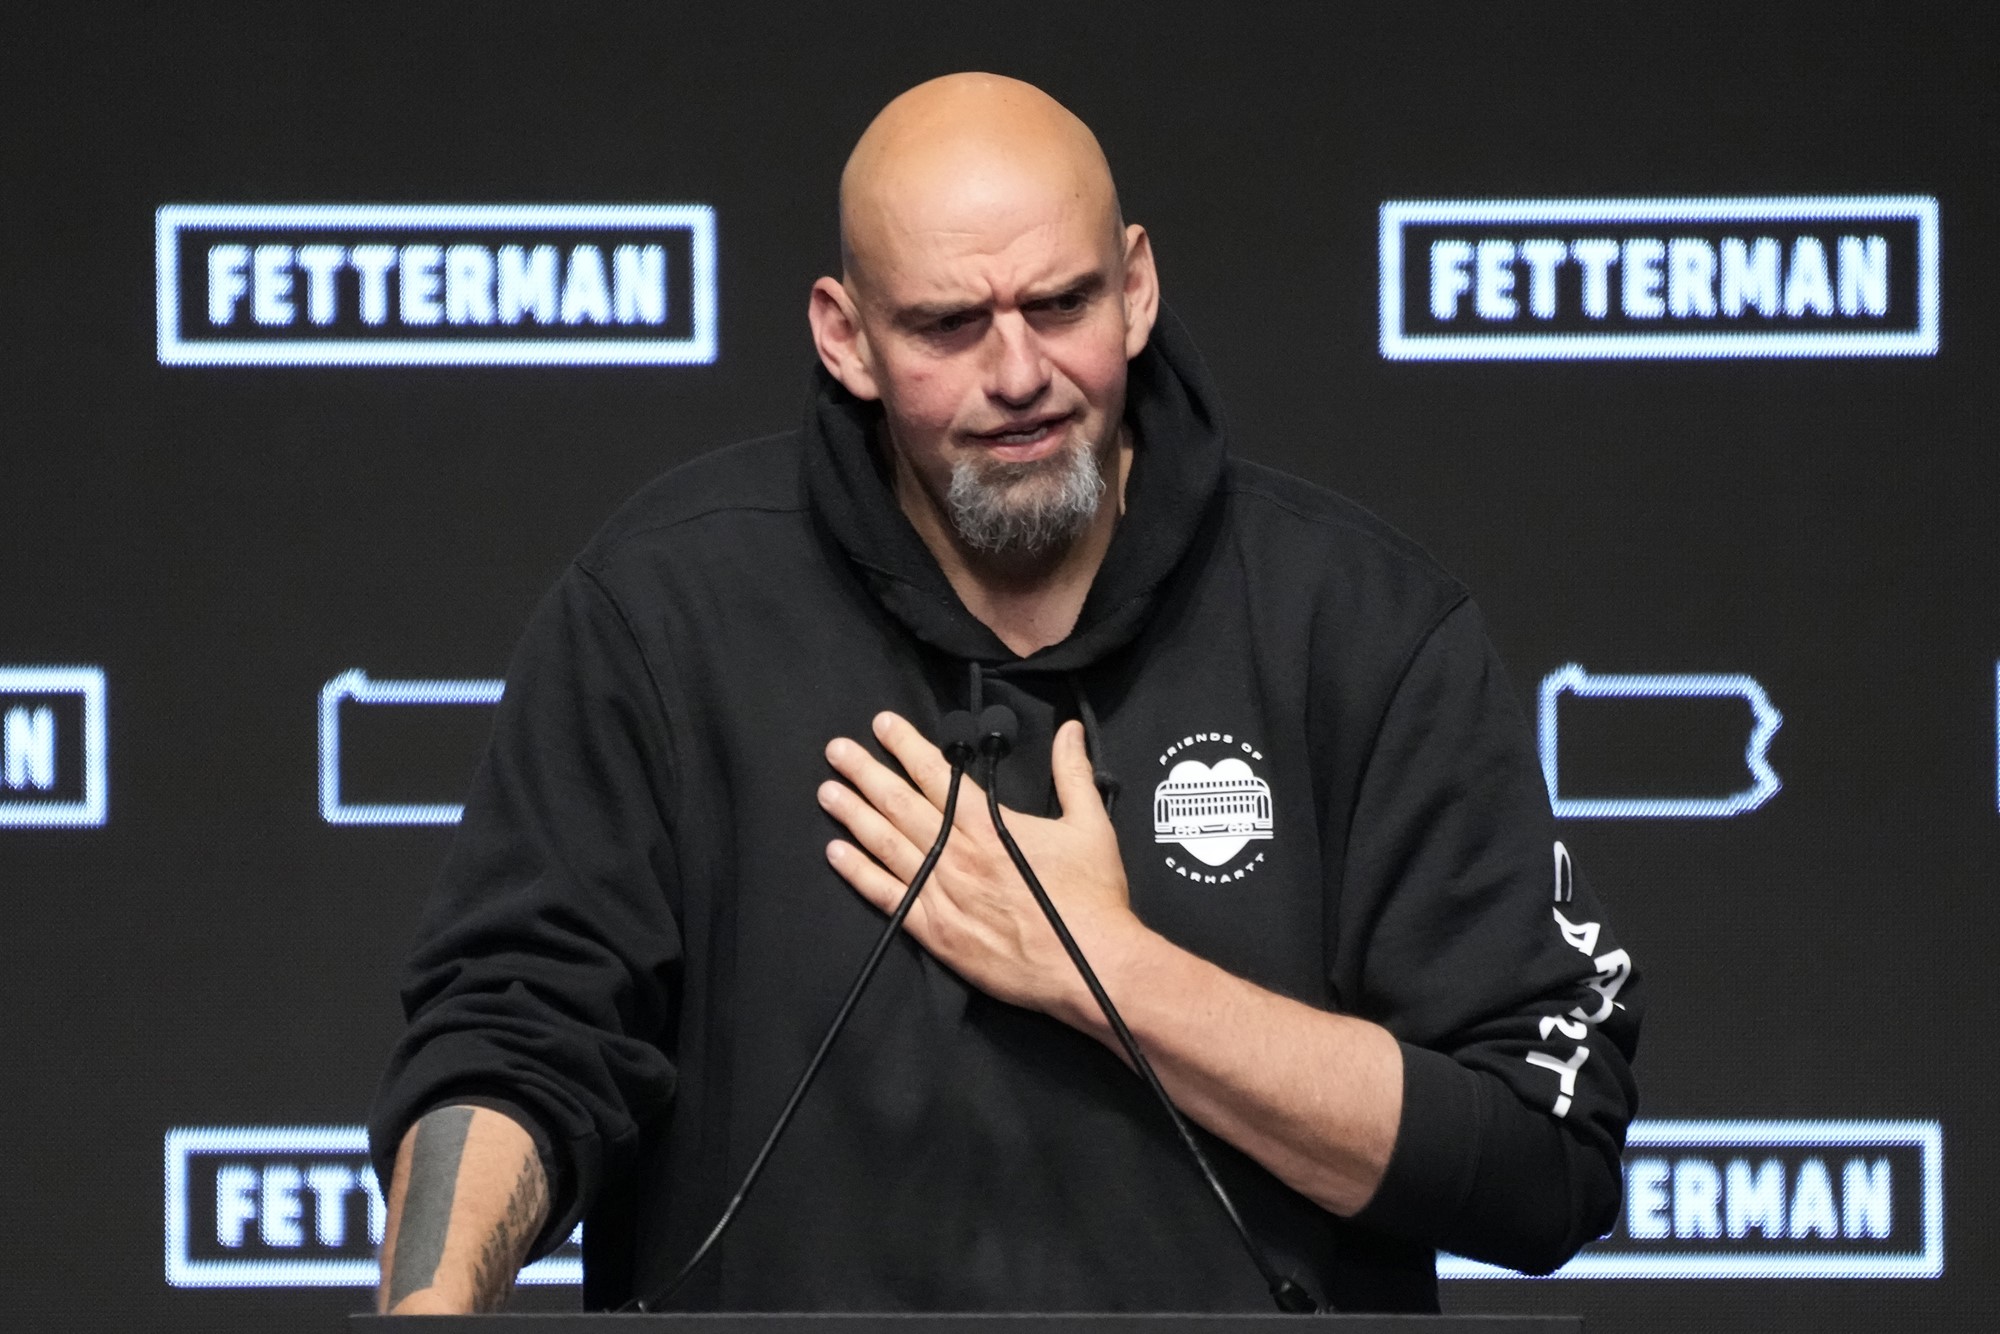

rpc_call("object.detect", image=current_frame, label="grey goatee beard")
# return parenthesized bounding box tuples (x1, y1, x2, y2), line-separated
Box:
(945, 435, 1109, 556)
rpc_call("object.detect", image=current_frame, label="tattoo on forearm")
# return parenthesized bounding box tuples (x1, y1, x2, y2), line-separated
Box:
(387, 1105, 474, 1306)
(470, 1151, 549, 1312)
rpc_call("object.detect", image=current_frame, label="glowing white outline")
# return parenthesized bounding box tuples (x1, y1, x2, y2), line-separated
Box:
(164, 1125, 579, 1287)
(156, 203, 717, 366)
(317, 669, 503, 826)
(1379, 195, 1939, 360)
(1538, 664, 1782, 819)
(1438, 1118, 1943, 1280)
(0, 666, 107, 828)
(164, 1118, 1941, 1288)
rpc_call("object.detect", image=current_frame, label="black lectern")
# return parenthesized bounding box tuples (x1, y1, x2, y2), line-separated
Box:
(349, 1316, 1581, 1331)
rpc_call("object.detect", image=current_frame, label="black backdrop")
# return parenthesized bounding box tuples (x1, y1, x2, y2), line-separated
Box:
(3, 3, 1995, 1330)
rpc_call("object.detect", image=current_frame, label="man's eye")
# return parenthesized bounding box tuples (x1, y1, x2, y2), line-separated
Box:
(1027, 292, 1090, 320)
(933, 313, 972, 334)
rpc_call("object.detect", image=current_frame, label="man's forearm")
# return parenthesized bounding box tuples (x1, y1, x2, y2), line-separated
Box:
(816, 712, 1404, 1217)
(377, 1105, 550, 1315)
(1069, 926, 1404, 1218)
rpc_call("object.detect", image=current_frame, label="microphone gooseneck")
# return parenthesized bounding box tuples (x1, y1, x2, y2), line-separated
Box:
(978, 705, 1325, 1315)
(625, 713, 977, 1313)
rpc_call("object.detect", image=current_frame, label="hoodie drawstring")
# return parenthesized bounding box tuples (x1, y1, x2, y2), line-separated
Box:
(1069, 672, 1122, 816)
(963, 660, 1120, 816)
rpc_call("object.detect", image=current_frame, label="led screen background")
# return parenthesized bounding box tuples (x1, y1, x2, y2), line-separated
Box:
(3, 3, 1996, 1330)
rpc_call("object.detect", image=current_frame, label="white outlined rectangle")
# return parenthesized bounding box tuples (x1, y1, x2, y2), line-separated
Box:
(165, 1125, 579, 1287)
(0, 665, 107, 827)
(166, 1118, 1938, 1288)
(1380, 195, 1938, 360)
(157, 203, 717, 366)
(1438, 1119, 1943, 1279)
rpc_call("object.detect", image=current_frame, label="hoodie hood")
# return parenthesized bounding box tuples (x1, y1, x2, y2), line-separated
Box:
(801, 304, 1228, 674)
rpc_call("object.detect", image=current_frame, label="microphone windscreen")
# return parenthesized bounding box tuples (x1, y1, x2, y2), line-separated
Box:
(977, 704, 1020, 757)
(937, 710, 980, 757)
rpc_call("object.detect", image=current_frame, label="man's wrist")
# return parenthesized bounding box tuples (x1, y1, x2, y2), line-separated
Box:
(1050, 910, 1163, 1038)
(384, 1282, 475, 1316)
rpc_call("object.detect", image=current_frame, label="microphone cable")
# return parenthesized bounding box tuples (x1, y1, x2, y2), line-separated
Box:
(974, 705, 1324, 1315)
(623, 711, 981, 1312)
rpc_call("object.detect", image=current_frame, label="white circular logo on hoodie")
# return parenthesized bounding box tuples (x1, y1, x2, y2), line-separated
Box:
(1151, 731, 1272, 882)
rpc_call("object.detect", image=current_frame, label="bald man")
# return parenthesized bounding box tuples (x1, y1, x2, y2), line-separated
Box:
(371, 74, 1640, 1315)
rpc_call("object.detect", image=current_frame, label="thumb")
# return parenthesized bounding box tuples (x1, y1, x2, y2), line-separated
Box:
(1052, 719, 1107, 822)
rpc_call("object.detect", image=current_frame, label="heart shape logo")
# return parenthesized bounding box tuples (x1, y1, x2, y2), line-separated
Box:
(1153, 757, 1270, 866)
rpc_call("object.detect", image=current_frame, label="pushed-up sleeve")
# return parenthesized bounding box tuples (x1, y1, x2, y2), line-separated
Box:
(1338, 598, 1642, 1275)
(368, 562, 684, 1258)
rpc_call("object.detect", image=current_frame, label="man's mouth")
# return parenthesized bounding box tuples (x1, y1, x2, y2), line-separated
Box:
(969, 413, 1073, 459)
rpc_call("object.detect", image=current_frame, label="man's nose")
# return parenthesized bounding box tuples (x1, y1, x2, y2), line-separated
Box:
(987, 312, 1051, 407)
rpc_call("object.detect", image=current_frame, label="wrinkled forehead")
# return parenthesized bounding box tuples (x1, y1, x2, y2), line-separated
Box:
(845, 149, 1120, 294)
(856, 157, 1120, 280)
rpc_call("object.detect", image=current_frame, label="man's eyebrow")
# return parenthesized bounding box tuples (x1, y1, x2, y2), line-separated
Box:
(891, 298, 985, 330)
(1022, 271, 1107, 304)
(889, 272, 1111, 330)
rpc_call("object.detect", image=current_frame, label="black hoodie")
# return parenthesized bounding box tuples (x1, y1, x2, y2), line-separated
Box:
(371, 309, 1641, 1313)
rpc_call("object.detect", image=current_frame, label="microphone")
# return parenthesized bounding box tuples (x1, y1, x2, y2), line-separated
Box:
(623, 710, 979, 1312)
(940, 707, 982, 765)
(978, 703, 1325, 1315)
(976, 703, 1018, 758)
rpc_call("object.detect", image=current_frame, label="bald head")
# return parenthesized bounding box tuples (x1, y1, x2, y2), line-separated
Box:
(839, 73, 1122, 289)
(807, 74, 1160, 574)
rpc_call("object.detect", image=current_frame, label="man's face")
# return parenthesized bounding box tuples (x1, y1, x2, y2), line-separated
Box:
(843, 186, 1151, 555)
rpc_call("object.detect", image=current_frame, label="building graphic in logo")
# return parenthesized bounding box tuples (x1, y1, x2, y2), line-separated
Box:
(1152, 731, 1273, 880)
(156, 203, 717, 366)
(1379, 195, 1937, 360)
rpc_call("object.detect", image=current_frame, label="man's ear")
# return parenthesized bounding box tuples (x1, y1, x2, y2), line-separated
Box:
(1119, 224, 1161, 360)
(808, 277, 882, 401)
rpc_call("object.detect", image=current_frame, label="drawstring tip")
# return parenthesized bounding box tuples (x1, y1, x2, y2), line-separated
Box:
(1093, 769, 1122, 815)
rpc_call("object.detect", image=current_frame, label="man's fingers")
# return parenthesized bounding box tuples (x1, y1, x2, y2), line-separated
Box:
(1051, 720, 1108, 824)
(818, 780, 927, 882)
(826, 730, 956, 842)
(871, 711, 959, 808)
(825, 839, 915, 916)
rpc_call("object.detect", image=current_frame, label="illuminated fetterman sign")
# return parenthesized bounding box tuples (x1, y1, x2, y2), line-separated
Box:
(1441, 1120, 1943, 1279)
(165, 1120, 1940, 1288)
(0, 666, 107, 828)
(162, 1126, 581, 1288)
(156, 204, 717, 366)
(1380, 196, 1938, 359)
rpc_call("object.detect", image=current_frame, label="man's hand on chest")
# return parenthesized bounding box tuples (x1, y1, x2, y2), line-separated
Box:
(817, 710, 1145, 1026)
